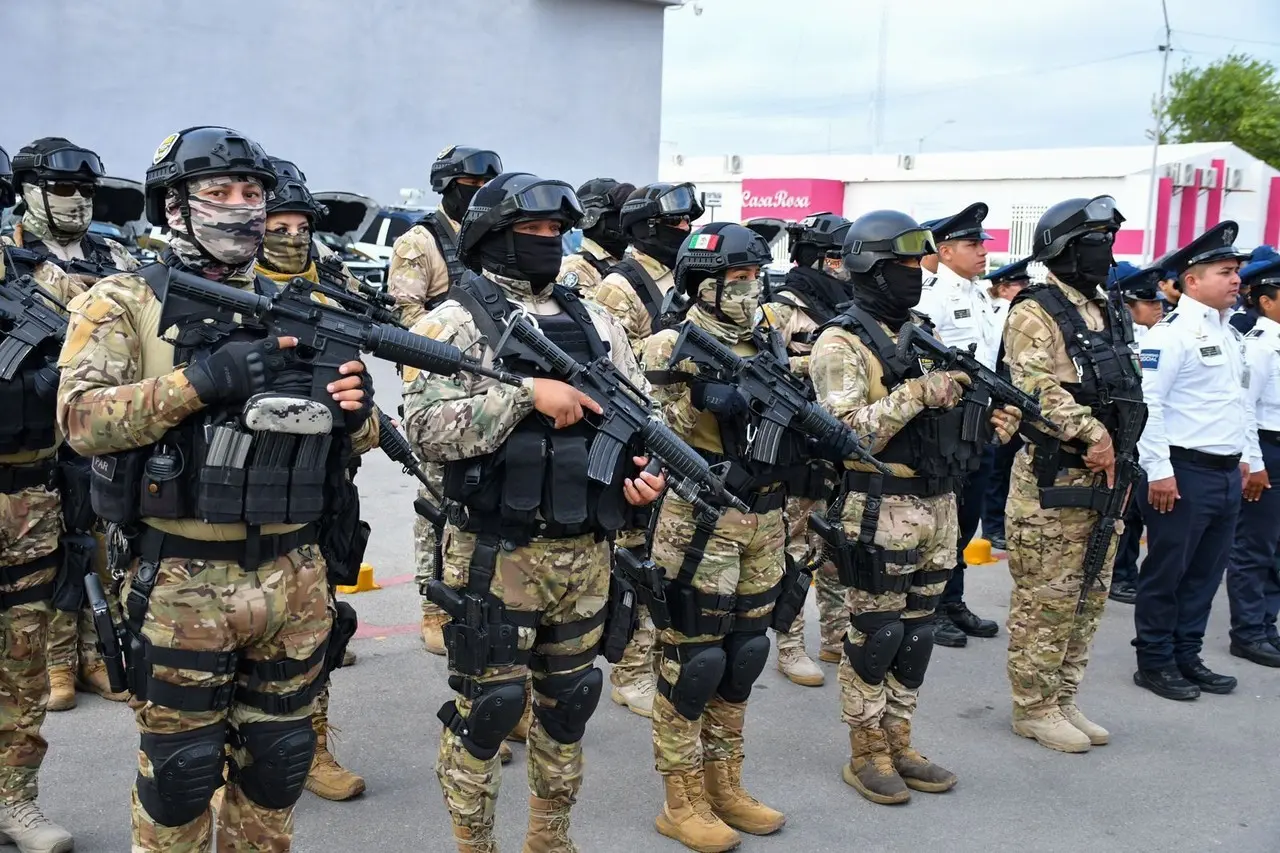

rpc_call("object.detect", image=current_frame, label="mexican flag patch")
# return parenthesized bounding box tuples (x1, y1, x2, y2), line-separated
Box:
(688, 233, 721, 251)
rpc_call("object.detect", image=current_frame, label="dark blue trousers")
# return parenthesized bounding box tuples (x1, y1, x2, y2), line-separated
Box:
(1112, 476, 1146, 586)
(1134, 459, 1242, 669)
(982, 433, 1021, 540)
(1227, 441, 1280, 645)
(943, 444, 995, 606)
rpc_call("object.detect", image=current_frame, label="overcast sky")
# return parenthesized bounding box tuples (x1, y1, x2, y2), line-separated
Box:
(660, 0, 1280, 158)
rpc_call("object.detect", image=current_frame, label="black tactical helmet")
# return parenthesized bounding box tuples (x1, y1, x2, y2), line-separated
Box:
(267, 178, 326, 220)
(457, 172, 584, 273)
(144, 126, 277, 224)
(430, 145, 503, 194)
(842, 210, 935, 274)
(1032, 196, 1125, 262)
(269, 157, 307, 183)
(11, 137, 105, 187)
(788, 211, 851, 263)
(620, 182, 704, 236)
(675, 222, 773, 297)
(577, 178, 636, 229)
(0, 145, 13, 209)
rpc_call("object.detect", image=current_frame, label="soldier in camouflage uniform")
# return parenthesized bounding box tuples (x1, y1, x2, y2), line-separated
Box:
(809, 211, 1020, 805)
(585, 182, 702, 719)
(403, 172, 665, 852)
(0, 144, 79, 853)
(3, 138, 139, 713)
(558, 178, 633, 292)
(758, 212, 855, 687)
(1002, 196, 1142, 752)
(385, 145, 502, 653)
(643, 223, 795, 853)
(57, 127, 376, 852)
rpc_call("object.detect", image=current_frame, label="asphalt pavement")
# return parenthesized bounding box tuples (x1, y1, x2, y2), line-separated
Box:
(40, 361, 1280, 852)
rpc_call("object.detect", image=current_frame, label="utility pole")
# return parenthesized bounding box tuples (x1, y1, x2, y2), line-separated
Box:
(870, 0, 889, 154)
(1143, 0, 1173, 263)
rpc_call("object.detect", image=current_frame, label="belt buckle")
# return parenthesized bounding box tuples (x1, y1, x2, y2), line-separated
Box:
(211, 681, 236, 710)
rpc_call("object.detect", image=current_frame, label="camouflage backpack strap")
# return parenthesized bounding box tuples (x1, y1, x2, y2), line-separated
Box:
(422, 210, 468, 288)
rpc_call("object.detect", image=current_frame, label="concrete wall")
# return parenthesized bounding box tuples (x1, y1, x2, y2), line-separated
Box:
(4, 0, 668, 209)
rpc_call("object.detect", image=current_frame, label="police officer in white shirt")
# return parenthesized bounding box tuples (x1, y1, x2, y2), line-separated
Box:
(1226, 251, 1280, 668)
(1134, 221, 1251, 700)
(917, 203, 1001, 646)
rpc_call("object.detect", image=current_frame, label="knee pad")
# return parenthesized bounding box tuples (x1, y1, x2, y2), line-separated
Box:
(438, 677, 526, 760)
(846, 611, 904, 686)
(233, 718, 316, 811)
(660, 643, 727, 721)
(531, 667, 603, 745)
(136, 722, 227, 827)
(891, 616, 935, 690)
(716, 630, 770, 703)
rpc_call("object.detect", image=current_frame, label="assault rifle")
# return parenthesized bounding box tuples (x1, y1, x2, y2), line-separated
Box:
(895, 323, 1060, 439)
(154, 266, 522, 416)
(0, 248, 70, 380)
(497, 311, 748, 521)
(315, 256, 400, 323)
(376, 410, 447, 532)
(667, 320, 891, 475)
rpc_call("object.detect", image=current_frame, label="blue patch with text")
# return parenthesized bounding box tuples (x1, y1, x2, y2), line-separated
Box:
(1140, 349, 1161, 369)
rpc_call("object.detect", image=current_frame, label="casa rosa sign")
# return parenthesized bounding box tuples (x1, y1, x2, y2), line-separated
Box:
(739, 179, 846, 220)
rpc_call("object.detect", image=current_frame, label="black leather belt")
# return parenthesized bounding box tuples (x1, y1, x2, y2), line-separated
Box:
(1170, 446, 1242, 470)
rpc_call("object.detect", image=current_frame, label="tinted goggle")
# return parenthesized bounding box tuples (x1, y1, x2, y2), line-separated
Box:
(507, 181, 584, 220)
(26, 147, 104, 178)
(1050, 196, 1124, 241)
(45, 182, 96, 198)
(270, 159, 306, 182)
(457, 151, 503, 179)
(849, 228, 937, 258)
(656, 183, 702, 217)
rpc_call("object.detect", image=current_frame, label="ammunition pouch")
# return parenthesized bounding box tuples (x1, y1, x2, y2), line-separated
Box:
(663, 517, 784, 637)
(51, 533, 95, 613)
(319, 475, 368, 587)
(57, 455, 96, 532)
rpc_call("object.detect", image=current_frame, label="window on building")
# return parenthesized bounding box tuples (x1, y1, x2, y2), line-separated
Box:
(1009, 204, 1050, 258)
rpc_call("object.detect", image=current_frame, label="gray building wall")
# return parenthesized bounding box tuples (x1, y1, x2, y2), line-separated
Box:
(4, 0, 670, 209)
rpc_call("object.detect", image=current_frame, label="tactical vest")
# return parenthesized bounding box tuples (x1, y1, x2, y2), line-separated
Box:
(767, 267, 849, 348)
(88, 263, 344, 530)
(610, 258, 665, 334)
(0, 262, 59, 456)
(18, 230, 116, 269)
(441, 274, 631, 544)
(1006, 283, 1142, 439)
(824, 305, 982, 482)
(420, 211, 468, 289)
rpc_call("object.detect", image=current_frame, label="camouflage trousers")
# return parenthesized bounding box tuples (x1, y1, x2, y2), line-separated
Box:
(611, 528, 655, 688)
(775, 497, 848, 655)
(1005, 451, 1116, 714)
(836, 490, 957, 731)
(414, 493, 445, 619)
(650, 497, 784, 774)
(126, 543, 331, 853)
(47, 530, 112, 671)
(435, 528, 607, 838)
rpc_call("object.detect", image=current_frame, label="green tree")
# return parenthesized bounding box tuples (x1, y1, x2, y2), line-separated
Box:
(1160, 53, 1280, 167)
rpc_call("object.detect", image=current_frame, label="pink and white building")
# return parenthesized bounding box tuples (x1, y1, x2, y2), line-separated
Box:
(660, 143, 1280, 265)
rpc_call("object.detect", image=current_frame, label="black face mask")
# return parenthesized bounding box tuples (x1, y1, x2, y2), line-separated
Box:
(441, 183, 479, 223)
(585, 215, 628, 260)
(1048, 239, 1114, 291)
(634, 223, 687, 269)
(478, 231, 564, 291)
(853, 261, 922, 327)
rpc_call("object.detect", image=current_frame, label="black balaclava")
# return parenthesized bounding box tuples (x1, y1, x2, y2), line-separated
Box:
(441, 182, 480, 223)
(585, 210, 629, 259)
(852, 260, 923, 329)
(477, 228, 563, 292)
(1047, 234, 1114, 294)
(633, 222, 686, 269)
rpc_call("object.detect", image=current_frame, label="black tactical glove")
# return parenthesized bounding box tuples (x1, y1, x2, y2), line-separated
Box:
(690, 380, 746, 416)
(185, 338, 295, 405)
(342, 363, 374, 432)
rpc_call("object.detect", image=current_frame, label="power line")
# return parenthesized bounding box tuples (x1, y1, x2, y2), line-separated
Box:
(1176, 30, 1280, 49)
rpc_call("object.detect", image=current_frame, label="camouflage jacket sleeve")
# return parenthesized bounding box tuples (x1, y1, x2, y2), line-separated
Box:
(56, 273, 206, 456)
(1002, 300, 1108, 445)
(387, 225, 448, 329)
(104, 238, 140, 272)
(350, 407, 380, 455)
(32, 257, 88, 307)
(810, 326, 925, 453)
(560, 253, 604, 294)
(588, 272, 651, 352)
(401, 302, 536, 462)
(758, 302, 812, 378)
(641, 329, 701, 439)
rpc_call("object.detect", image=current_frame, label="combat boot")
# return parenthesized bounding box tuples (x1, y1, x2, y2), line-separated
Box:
(78, 662, 129, 701)
(655, 771, 741, 853)
(842, 727, 910, 805)
(422, 610, 448, 656)
(453, 821, 497, 853)
(703, 759, 785, 835)
(0, 799, 73, 853)
(1059, 703, 1109, 745)
(775, 647, 824, 687)
(45, 666, 75, 712)
(610, 673, 656, 717)
(342, 647, 357, 667)
(881, 717, 957, 793)
(1012, 707, 1091, 753)
(523, 795, 578, 853)
(818, 646, 842, 663)
(305, 712, 366, 800)
(508, 701, 533, 743)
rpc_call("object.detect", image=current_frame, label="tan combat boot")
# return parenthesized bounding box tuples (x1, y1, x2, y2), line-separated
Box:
(523, 795, 577, 853)
(305, 712, 366, 801)
(818, 646, 842, 664)
(0, 799, 73, 853)
(422, 610, 448, 656)
(609, 673, 656, 717)
(1060, 702, 1110, 745)
(1012, 707, 1091, 753)
(46, 666, 75, 712)
(703, 759, 785, 835)
(655, 771, 741, 853)
(775, 647, 824, 687)
(508, 700, 533, 743)
(453, 821, 497, 853)
(78, 662, 129, 701)
(881, 717, 957, 793)
(842, 727, 910, 805)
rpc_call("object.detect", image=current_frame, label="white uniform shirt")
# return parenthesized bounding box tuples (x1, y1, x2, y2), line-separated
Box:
(1137, 292, 1248, 482)
(917, 262, 1000, 370)
(1242, 315, 1280, 472)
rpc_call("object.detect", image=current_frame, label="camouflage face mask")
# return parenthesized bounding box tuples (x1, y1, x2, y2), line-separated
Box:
(260, 231, 312, 274)
(715, 277, 763, 327)
(185, 194, 266, 265)
(22, 182, 92, 243)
